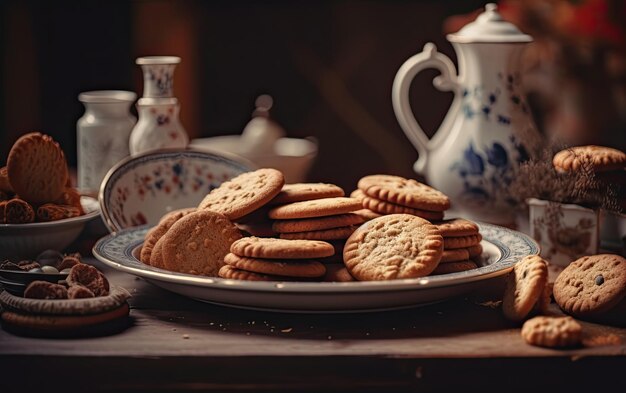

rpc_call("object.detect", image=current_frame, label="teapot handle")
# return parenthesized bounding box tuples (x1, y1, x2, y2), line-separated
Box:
(392, 43, 458, 175)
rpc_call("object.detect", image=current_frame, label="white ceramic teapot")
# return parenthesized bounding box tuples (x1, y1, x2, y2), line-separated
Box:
(392, 3, 542, 225)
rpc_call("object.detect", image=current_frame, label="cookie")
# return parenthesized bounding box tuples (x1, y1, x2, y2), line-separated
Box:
(230, 237, 334, 259)
(0, 166, 13, 193)
(443, 234, 482, 249)
(198, 168, 284, 220)
(7, 132, 69, 205)
(352, 189, 445, 220)
(431, 260, 477, 275)
(434, 218, 479, 237)
(271, 183, 344, 204)
(218, 265, 298, 281)
(53, 187, 84, 214)
(223, 253, 326, 278)
(160, 210, 242, 276)
(467, 244, 483, 258)
(235, 221, 278, 238)
(323, 264, 355, 282)
(440, 248, 470, 263)
(553, 254, 626, 319)
(149, 239, 166, 269)
(279, 225, 359, 241)
(521, 316, 582, 348)
(3, 198, 35, 223)
(272, 213, 364, 233)
(553, 145, 626, 173)
(36, 203, 82, 222)
(502, 255, 548, 322)
(358, 174, 450, 211)
(140, 209, 195, 265)
(343, 214, 443, 281)
(352, 208, 382, 221)
(268, 197, 361, 220)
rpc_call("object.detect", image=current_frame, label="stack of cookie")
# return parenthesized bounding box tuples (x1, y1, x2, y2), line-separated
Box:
(352, 175, 450, 222)
(219, 237, 332, 281)
(268, 184, 364, 263)
(430, 218, 482, 275)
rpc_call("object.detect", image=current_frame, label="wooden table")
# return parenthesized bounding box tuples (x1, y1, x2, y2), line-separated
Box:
(1, 258, 626, 392)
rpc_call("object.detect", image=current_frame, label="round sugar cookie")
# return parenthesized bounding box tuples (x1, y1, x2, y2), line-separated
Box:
(358, 174, 450, 211)
(230, 237, 334, 259)
(343, 214, 443, 281)
(268, 197, 362, 220)
(218, 265, 300, 282)
(223, 253, 326, 278)
(351, 189, 444, 220)
(553, 145, 626, 173)
(502, 255, 548, 322)
(278, 225, 359, 241)
(271, 183, 344, 204)
(272, 213, 364, 233)
(433, 218, 479, 237)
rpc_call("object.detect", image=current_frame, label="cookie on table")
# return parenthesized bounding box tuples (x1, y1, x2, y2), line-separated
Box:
(161, 210, 242, 276)
(223, 253, 326, 278)
(279, 225, 359, 241)
(352, 189, 444, 221)
(443, 234, 482, 250)
(7, 132, 69, 205)
(268, 197, 362, 220)
(271, 183, 344, 205)
(230, 237, 334, 259)
(553, 254, 626, 322)
(434, 218, 479, 237)
(198, 168, 284, 220)
(431, 260, 477, 275)
(502, 255, 548, 322)
(521, 316, 582, 348)
(553, 145, 626, 173)
(358, 174, 450, 212)
(272, 213, 364, 234)
(343, 214, 443, 281)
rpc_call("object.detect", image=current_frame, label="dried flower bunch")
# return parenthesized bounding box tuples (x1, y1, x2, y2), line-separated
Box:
(508, 146, 621, 212)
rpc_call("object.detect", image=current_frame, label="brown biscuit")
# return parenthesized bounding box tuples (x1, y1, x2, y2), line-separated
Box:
(521, 316, 582, 348)
(7, 132, 69, 205)
(36, 203, 82, 222)
(279, 225, 359, 241)
(553, 254, 626, 319)
(4, 198, 35, 223)
(271, 183, 344, 205)
(440, 248, 470, 263)
(218, 265, 298, 281)
(343, 214, 443, 281)
(268, 197, 362, 220)
(433, 218, 479, 237)
(443, 234, 482, 249)
(161, 210, 242, 276)
(141, 209, 195, 265)
(235, 221, 278, 238)
(198, 168, 284, 220)
(467, 244, 483, 258)
(502, 255, 549, 322)
(24, 281, 69, 299)
(358, 174, 450, 211)
(149, 239, 166, 269)
(272, 213, 364, 234)
(352, 189, 444, 220)
(553, 145, 626, 173)
(53, 187, 84, 214)
(0, 166, 13, 193)
(230, 237, 334, 259)
(323, 264, 356, 282)
(223, 253, 326, 278)
(352, 208, 382, 221)
(431, 260, 477, 275)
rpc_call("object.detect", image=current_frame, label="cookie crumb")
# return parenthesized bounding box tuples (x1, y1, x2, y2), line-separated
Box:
(182, 334, 190, 339)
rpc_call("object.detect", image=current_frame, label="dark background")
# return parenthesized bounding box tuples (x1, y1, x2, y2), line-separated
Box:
(1, 0, 623, 192)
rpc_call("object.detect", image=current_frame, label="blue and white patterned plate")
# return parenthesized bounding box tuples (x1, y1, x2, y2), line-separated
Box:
(93, 222, 538, 313)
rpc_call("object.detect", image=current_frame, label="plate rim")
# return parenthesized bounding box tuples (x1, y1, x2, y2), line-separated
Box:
(93, 222, 538, 294)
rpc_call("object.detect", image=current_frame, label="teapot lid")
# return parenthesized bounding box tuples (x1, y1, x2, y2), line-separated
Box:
(447, 3, 532, 43)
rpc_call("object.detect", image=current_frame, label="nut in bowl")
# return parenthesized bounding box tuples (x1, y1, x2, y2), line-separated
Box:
(99, 149, 253, 232)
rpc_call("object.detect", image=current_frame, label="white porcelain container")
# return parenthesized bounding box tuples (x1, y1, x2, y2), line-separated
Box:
(129, 98, 188, 155)
(528, 198, 600, 267)
(392, 3, 542, 225)
(77, 90, 137, 194)
(136, 56, 180, 98)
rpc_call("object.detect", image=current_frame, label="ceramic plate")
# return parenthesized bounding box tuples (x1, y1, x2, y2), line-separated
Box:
(93, 222, 538, 313)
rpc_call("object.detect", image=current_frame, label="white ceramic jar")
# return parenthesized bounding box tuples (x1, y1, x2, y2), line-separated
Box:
(129, 97, 188, 155)
(77, 90, 137, 194)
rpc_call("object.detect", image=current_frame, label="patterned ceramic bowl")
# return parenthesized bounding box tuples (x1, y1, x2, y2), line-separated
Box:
(99, 149, 252, 232)
(0, 196, 100, 260)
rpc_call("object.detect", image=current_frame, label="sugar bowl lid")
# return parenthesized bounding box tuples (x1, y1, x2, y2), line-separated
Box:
(447, 3, 532, 43)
